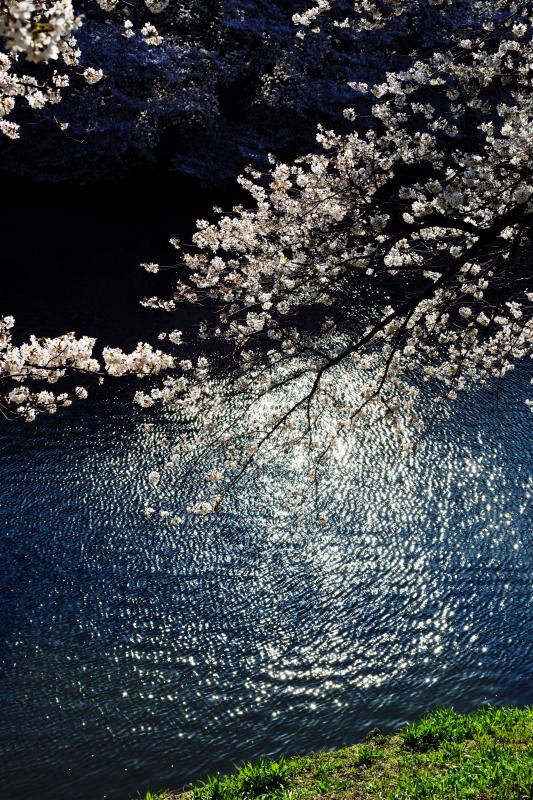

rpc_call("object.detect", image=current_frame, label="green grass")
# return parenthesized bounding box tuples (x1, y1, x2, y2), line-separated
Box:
(190, 757, 289, 800)
(140, 706, 532, 800)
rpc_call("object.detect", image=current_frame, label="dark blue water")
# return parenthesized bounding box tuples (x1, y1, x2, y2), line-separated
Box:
(0, 368, 532, 800)
(1, 185, 532, 799)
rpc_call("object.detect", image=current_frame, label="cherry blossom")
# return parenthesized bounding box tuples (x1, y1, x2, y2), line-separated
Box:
(1, 0, 531, 523)
(0, 315, 174, 419)
(129, 0, 532, 517)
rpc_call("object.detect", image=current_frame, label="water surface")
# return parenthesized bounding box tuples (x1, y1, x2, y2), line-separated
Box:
(1, 184, 532, 799)
(0, 368, 531, 800)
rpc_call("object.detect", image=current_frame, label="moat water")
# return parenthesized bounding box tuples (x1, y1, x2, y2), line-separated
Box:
(1, 184, 531, 800)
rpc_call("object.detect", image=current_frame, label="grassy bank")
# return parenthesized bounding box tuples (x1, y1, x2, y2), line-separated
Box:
(141, 706, 532, 800)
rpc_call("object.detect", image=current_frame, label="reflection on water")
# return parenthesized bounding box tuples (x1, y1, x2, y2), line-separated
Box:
(0, 365, 531, 800)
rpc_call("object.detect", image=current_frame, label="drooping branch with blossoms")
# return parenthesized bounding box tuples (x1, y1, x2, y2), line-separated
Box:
(1, 0, 531, 523)
(127, 0, 532, 519)
(0, 316, 174, 420)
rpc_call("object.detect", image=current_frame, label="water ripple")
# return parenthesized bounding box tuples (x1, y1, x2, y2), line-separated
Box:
(0, 369, 532, 800)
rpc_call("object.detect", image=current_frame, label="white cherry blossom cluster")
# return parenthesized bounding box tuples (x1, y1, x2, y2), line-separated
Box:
(0, 315, 98, 419)
(0, 0, 170, 137)
(0, 0, 87, 136)
(102, 342, 174, 376)
(0, 315, 174, 419)
(293, 0, 453, 36)
(0, 0, 80, 61)
(140, 22, 162, 46)
(82, 66, 103, 83)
